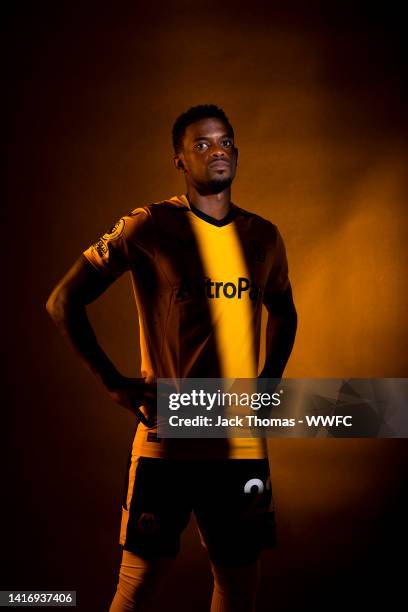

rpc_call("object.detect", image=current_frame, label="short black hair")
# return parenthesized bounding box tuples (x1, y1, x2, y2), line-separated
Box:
(172, 104, 234, 154)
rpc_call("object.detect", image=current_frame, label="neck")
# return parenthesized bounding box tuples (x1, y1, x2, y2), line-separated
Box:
(186, 185, 231, 220)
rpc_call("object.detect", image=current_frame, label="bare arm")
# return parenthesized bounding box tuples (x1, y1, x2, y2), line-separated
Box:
(259, 285, 297, 380)
(45, 255, 155, 418)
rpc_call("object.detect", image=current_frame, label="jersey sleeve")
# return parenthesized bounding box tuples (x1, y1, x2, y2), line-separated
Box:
(82, 207, 154, 278)
(263, 226, 291, 309)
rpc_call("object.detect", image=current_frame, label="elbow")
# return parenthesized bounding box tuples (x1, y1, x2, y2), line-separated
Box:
(289, 303, 298, 335)
(45, 288, 69, 322)
(279, 302, 297, 340)
(276, 300, 297, 327)
(291, 303, 298, 326)
(45, 291, 55, 316)
(45, 291, 56, 318)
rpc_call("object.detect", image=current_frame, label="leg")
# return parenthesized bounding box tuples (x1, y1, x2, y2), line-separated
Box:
(210, 558, 261, 612)
(109, 549, 173, 612)
(194, 458, 275, 612)
(112, 455, 192, 610)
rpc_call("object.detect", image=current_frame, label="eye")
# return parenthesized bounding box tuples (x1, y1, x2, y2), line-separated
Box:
(222, 139, 233, 147)
(195, 142, 209, 151)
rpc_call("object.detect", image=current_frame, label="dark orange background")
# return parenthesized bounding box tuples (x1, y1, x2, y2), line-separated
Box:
(7, 2, 408, 611)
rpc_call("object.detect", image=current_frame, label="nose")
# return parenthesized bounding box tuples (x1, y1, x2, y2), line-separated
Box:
(210, 144, 226, 158)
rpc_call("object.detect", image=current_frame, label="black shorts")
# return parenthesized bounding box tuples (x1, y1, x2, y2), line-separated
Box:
(119, 455, 276, 565)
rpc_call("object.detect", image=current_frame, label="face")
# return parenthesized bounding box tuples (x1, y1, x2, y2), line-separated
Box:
(174, 117, 238, 194)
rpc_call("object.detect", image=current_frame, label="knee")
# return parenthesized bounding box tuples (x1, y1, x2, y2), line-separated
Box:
(110, 550, 172, 612)
(211, 559, 260, 601)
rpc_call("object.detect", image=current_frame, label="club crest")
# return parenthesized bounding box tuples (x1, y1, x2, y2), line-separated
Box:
(102, 218, 125, 241)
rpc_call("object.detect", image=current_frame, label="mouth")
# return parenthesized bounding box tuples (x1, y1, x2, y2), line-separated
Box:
(209, 160, 230, 170)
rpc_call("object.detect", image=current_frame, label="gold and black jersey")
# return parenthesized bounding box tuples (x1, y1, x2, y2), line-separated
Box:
(83, 194, 291, 459)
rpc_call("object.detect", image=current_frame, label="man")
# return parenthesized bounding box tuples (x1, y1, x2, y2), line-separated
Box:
(46, 104, 297, 611)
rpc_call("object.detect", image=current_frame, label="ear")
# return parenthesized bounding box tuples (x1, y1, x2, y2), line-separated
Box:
(173, 154, 185, 173)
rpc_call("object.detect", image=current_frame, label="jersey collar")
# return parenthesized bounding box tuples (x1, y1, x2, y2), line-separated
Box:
(181, 193, 238, 227)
